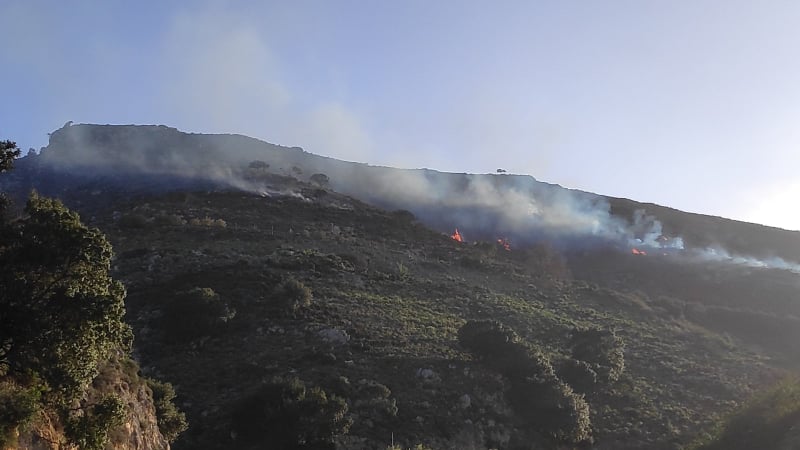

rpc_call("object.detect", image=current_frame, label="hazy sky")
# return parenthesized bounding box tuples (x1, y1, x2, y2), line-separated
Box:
(3, 1, 800, 230)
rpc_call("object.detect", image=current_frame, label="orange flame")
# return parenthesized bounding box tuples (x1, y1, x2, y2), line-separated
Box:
(451, 229, 463, 242)
(631, 248, 647, 256)
(497, 238, 511, 251)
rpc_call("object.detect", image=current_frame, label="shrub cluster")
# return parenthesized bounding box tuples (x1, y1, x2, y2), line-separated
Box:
(0, 382, 40, 447)
(274, 278, 313, 314)
(64, 395, 126, 450)
(146, 379, 188, 443)
(162, 287, 236, 342)
(568, 328, 625, 384)
(341, 378, 398, 419)
(689, 376, 800, 450)
(189, 216, 227, 228)
(231, 377, 351, 449)
(556, 359, 599, 395)
(458, 320, 591, 445)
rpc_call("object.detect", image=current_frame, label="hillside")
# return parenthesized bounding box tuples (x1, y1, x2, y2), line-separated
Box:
(3, 124, 800, 448)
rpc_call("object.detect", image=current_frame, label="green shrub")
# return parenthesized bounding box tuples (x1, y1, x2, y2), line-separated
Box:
(458, 320, 519, 357)
(231, 377, 351, 449)
(689, 376, 800, 450)
(351, 379, 398, 418)
(510, 379, 592, 444)
(557, 359, 598, 394)
(189, 216, 227, 228)
(0, 382, 40, 447)
(64, 395, 126, 450)
(457, 321, 592, 445)
(162, 287, 236, 342)
(274, 278, 312, 313)
(146, 379, 188, 443)
(568, 328, 625, 384)
(458, 320, 553, 381)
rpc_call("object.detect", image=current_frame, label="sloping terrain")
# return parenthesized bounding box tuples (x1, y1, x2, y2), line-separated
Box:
(3, 124, 800, 448)
(57, 184, 783, 449)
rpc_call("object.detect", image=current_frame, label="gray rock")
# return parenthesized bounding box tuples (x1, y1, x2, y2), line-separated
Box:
(416, 368, 437, 379)
(318, 328, 350, 345)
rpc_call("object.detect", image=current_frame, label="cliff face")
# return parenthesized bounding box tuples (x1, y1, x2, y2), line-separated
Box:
(9, 361, 169, 450)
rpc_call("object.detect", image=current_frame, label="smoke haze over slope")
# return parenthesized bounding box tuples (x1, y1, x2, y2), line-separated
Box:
(16, 123, 800, 271)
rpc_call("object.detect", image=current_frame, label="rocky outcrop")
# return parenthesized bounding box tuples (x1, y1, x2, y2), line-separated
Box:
(9, 361, 170, 450)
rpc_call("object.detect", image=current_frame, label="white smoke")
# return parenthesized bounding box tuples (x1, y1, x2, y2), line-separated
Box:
(692, 246, 800, 273)
(32, 123, 800, 274)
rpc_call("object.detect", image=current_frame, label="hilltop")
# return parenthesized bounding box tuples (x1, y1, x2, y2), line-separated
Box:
(2, 124, 800, 449)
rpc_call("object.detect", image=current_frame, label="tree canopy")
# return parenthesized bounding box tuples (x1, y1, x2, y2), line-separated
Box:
(0, 141, 20, 174)
(0, 193, 132, 400)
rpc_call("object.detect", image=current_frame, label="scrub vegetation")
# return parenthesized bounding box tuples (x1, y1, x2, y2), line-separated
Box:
(3, 130, 800, 449)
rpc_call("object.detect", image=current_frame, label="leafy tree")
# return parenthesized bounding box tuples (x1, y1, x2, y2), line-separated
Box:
(64, 394, 126, 450)
(0, 138, 185, 446)
(0, 140, 20, 174)
(0, 193, 132, 401)
(147, 378, 188, 443)
(0, 141, 21, 215)
(0, 381, 41, 446)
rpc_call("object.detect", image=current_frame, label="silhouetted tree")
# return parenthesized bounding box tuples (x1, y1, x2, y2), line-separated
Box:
(0, 141, 20, 174)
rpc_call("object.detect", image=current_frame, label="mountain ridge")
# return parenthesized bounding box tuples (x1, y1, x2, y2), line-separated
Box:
(10, 122, 800, 265)
(4, 124, 800, 448)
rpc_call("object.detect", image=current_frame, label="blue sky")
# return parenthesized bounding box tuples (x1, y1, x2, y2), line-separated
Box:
(2, 1, 800, 230)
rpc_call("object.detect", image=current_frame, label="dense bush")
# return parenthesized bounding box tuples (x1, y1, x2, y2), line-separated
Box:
(310, 173, 330, 186)
(346, 378, 398, 419)
(0, 382, 40, 447)
(64, 395, 126, 450)
(162, 287, 236, 342)
(569, 328, 625, 384)
(0, 194, 133, 401)
(510, 378, 592, 444)
(146, 379, 188, 443)
(458, 320, 519, 357)
(231, 377, 351, 449)
(458, 320, 554, 380)
(557, 358, 599, 394)
(0, 143, 186, 446)
(274, 278, 313, 314)
(189, 216, 227, 228)
(457, 320, 592, 445)
(689, 376, 800, 450)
